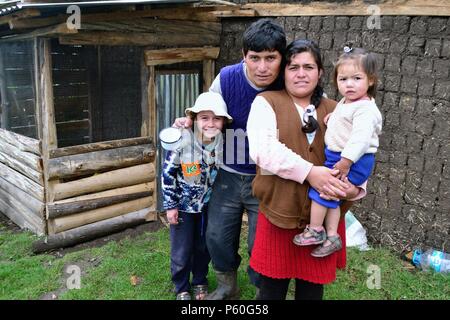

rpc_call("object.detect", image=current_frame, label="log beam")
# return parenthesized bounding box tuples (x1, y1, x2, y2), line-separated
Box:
(145, 47, 220, 66)
(59, 30, 220, 47)
(9, 7, 223, 31)
(47, 144, 155, 180)
(52, 163, 155, 201)
(211, 9, 257, 17)
(0, 161, 44, 202)
(0, 176, 45, 217)
(0, 9, 40, 26)
(0, 151, 44, 185)
(32, 207, 157, 253)
(9, 14, 65, 30)
(49, 136, 152, 158)
(242, 0, 450, 17)
(0, 197, 45, 235)
(49, 197, 153, 233)
(47, 191, 153, 219)
(0, 128, 41, 155)
(52, 182, 154, 204)
(0, 23, 77, 42)
(79, 19, 221, 35)
(0, 139, 42, 172)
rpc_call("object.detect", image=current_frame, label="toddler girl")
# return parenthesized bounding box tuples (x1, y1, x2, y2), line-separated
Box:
(293, 45, 382, 257)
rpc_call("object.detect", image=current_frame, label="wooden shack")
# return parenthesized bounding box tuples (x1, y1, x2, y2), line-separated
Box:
(0, 0, 251, 251)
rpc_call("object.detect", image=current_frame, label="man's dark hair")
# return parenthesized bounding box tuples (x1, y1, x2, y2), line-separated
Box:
(242, 18, 286, 56)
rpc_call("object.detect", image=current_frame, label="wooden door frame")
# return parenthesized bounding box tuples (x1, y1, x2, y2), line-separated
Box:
(142, 47, 220, 137)
(141, 46, 220, 212)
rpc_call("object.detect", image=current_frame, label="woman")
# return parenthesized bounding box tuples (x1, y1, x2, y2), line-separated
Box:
(246, 39, 366, 300)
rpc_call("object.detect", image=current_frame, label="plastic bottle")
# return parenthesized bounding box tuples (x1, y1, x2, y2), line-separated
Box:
(412, 249, 450, 273)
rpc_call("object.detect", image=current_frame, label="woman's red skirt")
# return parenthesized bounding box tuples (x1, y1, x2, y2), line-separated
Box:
(250, 211, 347, 285)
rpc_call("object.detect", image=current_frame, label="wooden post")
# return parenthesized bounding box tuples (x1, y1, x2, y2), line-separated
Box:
(141, 66, 155, 138)
(203, 59, 215, 92)
(140, 57, 149, 137)
(0, 47, 9, 129)
(140, 64, 159, 216)
(37, 38, 58, 233)
(34, 38, 42, 141)
(148, 66, 158, 215)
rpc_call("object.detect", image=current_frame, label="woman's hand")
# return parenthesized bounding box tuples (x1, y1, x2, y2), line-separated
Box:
(339, 177, 360, 199)
(306, 166, 350, 201)
(319, 177, 360, 200)
(166, 208, 179, 225)
(173, 117, 193, 129)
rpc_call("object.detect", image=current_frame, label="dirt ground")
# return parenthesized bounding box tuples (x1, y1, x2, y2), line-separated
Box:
(0, 212, 165, 256)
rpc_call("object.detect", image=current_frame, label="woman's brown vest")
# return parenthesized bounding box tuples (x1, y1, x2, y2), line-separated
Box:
(252, 90, 353, 230)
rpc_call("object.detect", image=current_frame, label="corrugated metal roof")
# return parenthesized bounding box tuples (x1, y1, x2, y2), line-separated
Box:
(0, 0, 200, 16)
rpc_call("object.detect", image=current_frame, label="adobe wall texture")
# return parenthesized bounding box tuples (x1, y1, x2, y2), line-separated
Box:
(216, 15, 450, 253)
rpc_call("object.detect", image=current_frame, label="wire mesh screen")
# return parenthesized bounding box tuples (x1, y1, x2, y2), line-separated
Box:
(155, 72, 200, 210)
(51, 40, 143, 148)
(51, 41, 92, 147)
(0, 41, 37, 139)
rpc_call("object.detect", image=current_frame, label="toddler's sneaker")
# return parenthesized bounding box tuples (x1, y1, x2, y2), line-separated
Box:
(293, 225, 326, 246)
(311, 235, 343, 258)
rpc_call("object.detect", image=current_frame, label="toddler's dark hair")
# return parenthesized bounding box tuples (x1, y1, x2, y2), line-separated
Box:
(332, 47, 378, 98)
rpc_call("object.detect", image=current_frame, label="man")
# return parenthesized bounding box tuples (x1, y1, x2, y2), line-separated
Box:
(174, 18, 286, 299)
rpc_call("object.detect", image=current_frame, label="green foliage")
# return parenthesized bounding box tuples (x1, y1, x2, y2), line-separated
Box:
(0, 224, 448, 300)
(0, 229, 62, 299)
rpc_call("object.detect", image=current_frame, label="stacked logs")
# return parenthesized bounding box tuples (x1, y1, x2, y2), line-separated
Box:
(32, 136, 157, 253)
(0, 128, 45, 234)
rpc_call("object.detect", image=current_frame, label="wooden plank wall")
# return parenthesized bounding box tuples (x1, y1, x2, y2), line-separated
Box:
(0, 128, 45, 234)
(45, 137, 157, 236)
(0, 41, 38, 139)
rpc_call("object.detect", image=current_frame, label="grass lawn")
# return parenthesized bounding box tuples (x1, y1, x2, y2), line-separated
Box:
(0, 220, 448, 300)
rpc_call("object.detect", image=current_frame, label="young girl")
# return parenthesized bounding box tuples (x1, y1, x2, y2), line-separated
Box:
(293, 45, 382, 257)
(161, 92, 232, 300)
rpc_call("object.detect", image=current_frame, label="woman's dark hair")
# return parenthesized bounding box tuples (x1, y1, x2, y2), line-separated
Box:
(243, 18, 286, 56)
(285, 39, 324, 133)
(332, 46, 378, 98)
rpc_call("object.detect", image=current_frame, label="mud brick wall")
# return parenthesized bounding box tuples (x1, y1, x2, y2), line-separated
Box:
(216, 16, 450, 253)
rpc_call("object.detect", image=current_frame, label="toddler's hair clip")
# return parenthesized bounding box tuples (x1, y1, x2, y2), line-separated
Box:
(343, 45, 353, 53)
